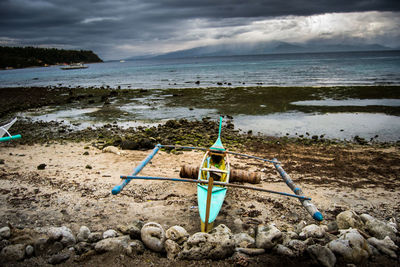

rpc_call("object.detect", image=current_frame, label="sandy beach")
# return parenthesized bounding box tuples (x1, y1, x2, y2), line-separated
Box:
(1, 134, 399, 265)
(1, 141, 399, 232)
(0, 86, 399, 266)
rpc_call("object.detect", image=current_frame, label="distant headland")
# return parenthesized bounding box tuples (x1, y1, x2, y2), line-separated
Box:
(0, 46, 103, 69)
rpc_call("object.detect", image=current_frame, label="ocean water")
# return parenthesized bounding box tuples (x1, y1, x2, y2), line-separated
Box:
(2, 50, 400, 141)
(1, 50, 400, 88)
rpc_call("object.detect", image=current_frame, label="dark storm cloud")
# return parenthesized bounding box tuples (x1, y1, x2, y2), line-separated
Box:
(0, 0, 399, 59)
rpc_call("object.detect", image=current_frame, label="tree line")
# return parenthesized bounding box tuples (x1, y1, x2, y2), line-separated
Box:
(0, 46, 103, 69)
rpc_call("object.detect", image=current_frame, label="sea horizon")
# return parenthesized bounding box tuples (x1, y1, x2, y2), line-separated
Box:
(1, 50, 400, 89)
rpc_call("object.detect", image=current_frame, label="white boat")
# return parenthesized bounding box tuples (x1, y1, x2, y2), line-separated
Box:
(61, 63, 88, 70)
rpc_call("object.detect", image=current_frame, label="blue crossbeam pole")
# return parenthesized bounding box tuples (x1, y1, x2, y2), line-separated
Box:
(119, 175, 312, 201)
(111, 144, 161, 195)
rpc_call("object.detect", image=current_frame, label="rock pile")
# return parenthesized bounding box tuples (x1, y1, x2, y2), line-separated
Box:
(0, 210, 398, 266)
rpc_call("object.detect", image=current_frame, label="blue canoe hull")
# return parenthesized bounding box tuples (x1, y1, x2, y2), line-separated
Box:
(197, 184, 227, 224)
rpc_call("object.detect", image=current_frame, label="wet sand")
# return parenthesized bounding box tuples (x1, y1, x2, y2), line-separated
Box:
(1, 141, 399, 234)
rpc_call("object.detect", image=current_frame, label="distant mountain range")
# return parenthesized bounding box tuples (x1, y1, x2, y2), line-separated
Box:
(128, 41, 396, 60)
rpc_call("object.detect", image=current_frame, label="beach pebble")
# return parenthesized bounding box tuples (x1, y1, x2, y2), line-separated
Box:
(95, 235, 130, 253)
(164, 239, 181, 260)
(37, 163, 46, 170)
(25, 245, 34, 257)
(299, 224, 326, 239)
(336, 210, 364, 230)
(102, 146, 121, 155)
(166, 225, 189, 245)
(233, 218, 243, 232)
(255, 224, 282, 250)
(294, 220, 307, 234)
(0, 240, 10, 252)
(281, 231, 299, 247)
(77, 226, 91, 242)
(286, 239, 307, 256)
(328, 228, 371, 263)
(326, 221, 339, 233)
(117, 225, 129, 235)
(233, 232, 255, 248)
(88, 232, 103, 243)
(307, 244, 336, 267)
(388, 217, 398, 232)
(103, 229, 118, 239)
(48, 253, 70, 265)
(368, 236, 398, 259)
(74, 242, 93, 255)
(0, 226, 11, 240)
(360, 214, 398, 241)
(33, 238, 49, 256)
(0, 244, 26, 262)
(274, 244, 295, 257)
(48, 226, 76, 247)
(127, 240, 145, 256)
(235, 247, 265, 256)
(141, 222, 166, 252)
(231, 251, 251, 266)
(128, 220, 143, 240)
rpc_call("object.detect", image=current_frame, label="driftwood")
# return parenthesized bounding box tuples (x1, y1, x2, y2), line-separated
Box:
(179, 165, 261, 184)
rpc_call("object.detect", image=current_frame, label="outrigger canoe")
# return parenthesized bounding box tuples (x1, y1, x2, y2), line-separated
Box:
(197, 117, 230, 232)
(114, 117, 323, 232)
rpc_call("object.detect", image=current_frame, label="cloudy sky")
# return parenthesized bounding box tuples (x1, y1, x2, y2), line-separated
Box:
(1, 0, 399, 60)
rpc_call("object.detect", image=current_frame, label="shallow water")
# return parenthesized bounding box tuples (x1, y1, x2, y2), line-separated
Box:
(1, 51, 400, 88)
(4, 51, 399, 142)
(21, 94, 400, 141)
(235, 112, 400, 141)
(291, 99, 400, 107)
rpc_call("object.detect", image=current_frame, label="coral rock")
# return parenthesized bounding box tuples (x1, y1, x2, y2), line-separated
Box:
(307, 244, 336, 267)
(48, 226, 76, 247)
(361, 214, 398, 241)
(128, 220, 143, 240)
(328, 229, 371, 263)
(165, 239, 181, 260)
(299, 224, 326, 239)
(233, 233, 255, 248)
(274, 244, 295, 257)
(368, 236, 398, 259)
(166, 225, 189, 245)
(255, 224, 282, 250)
(179, 224, 235, 260)
(77, 226, 91, 242)
(336, 210, 364, 230)
(127, 240, 145, 256)
(141, 222, 166, 252)
(103, 229, 118, 239)
(95, 235, 130, 253)
(0, 227, 11, 240)
(0, 244, 26, 262)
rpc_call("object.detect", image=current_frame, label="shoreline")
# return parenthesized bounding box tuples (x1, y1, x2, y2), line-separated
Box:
(1, 85, 400, 144)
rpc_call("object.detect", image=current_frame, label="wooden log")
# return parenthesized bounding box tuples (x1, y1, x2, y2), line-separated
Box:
(180, 165, 261, 184)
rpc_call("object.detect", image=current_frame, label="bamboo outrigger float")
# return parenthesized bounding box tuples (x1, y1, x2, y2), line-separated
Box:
(112, 117, 323, 232)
